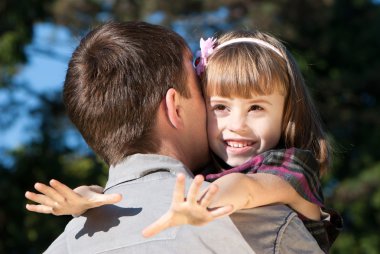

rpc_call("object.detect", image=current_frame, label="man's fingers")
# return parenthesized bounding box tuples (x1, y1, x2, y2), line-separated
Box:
(172, 173, 185, 204)
(186, 175, 204, 204)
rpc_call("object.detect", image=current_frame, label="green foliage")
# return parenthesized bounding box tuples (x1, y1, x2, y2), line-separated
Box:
(0, 0, 52, 87)
(0, 92, 108, 253)
(331, 163, 380, 253)
(1, 140, 108, 253)
(1, 0, 379, 253)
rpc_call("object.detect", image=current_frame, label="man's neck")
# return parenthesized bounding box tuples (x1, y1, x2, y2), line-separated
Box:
(157, 140, 193, 171)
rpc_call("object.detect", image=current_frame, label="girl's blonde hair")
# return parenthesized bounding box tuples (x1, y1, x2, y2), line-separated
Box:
(201, 30, 330, 174)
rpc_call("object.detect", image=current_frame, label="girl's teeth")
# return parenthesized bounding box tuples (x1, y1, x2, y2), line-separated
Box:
(227, 141, 252, 148)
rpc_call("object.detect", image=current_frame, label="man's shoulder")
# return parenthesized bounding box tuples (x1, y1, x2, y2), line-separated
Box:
(44, 215, 255, 254)
(231, 205, 324, 254)
(44, 172, 254, 254)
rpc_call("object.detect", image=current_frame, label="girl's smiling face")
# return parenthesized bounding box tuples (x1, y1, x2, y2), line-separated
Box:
(206, 92, 285, 167)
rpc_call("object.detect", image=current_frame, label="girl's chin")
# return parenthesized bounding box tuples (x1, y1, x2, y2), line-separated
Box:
(225, 157, 251, 167)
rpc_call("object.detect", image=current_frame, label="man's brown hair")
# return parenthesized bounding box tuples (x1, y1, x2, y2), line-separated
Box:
(63, 21, 190, 166)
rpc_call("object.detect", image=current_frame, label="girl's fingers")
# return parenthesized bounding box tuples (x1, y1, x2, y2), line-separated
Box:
(25, 191, 56, 207)
(88, 193, 123, 207)
(172, 174, 186, 204)
(88, 185, 105, 194)
(199, 184, 219, 208)
(34, 182, 65, 203)
(209, 205, 234, 218)
(49, 179, 79, 200)
(25, 204, 54, 214)
(186, 175, 204, 204)
(142, 213, 171, 238)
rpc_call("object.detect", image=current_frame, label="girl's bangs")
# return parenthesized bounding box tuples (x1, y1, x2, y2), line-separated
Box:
(204, 46, 288, 98)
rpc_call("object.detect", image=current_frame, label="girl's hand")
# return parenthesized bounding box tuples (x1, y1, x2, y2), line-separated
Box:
(25, 179, 122, 216)
(142, 174, 233, 238)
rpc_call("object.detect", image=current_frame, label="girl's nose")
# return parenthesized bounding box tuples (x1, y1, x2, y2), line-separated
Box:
(227, 112, 247, 132)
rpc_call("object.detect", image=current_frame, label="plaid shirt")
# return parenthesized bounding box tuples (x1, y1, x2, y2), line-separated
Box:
(205, 147, 324, 206)
(203, 148, 342, 253)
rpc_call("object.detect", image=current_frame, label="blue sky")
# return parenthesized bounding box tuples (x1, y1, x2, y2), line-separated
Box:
(1, 23, 75, 150)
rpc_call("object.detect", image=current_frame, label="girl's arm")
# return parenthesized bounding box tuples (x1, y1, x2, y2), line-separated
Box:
(142, 173, 233, 238)
(25, 179, 122, 216)
(209, 172, 321, 220)
(143, 172, 320, 238)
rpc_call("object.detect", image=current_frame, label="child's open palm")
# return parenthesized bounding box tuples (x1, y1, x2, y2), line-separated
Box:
(25, 179, 122, 216)
(142, 174, 233, 238)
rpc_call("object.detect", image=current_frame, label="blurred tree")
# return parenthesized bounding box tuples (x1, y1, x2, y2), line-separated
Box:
(0, 91, 108, 253)
(0, 0, 53, 132)
(1, 0, 379, 253)
(0, 0, 52, 88)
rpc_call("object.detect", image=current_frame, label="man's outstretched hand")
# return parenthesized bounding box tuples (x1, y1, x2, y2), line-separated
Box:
(142, 173, 233, 238)
(25, 179, 122, 217)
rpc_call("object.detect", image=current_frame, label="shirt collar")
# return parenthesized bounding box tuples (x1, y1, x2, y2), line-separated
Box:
(105, 153, 194, 190)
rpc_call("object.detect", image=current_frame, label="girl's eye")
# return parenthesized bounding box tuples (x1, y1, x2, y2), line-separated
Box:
(249, 105, 263, 111)
(212, 104, 227, 111)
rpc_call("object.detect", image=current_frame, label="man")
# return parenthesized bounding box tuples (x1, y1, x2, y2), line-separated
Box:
(44, 21, 323, 253)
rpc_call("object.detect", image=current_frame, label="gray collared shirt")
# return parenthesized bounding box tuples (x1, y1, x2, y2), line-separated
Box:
(44, 153, 323, 254)
(231, 206, 324, 254)
(44, 154, 255, 254)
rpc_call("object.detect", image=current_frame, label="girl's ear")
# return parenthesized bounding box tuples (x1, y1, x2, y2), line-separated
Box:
(164, 88, 183, 129)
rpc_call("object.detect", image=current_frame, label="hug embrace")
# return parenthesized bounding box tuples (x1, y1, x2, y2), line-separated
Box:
(26, 21, 342, 254)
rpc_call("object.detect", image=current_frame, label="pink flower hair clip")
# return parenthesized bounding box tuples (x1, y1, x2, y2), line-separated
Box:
(194, 37, 216, 76)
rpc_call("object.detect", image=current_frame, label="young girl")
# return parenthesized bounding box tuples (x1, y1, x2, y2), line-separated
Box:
(142, 30, 340, 251)
(26, 30, 341, 252)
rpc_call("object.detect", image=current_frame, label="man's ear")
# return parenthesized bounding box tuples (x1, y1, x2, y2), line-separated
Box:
(164, 88, 184, 129)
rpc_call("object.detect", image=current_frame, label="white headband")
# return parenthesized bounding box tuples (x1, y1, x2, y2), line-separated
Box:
(195, 37, 284, 76)
(215, 38, 284, 58)
(194, 37, 284, 75)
